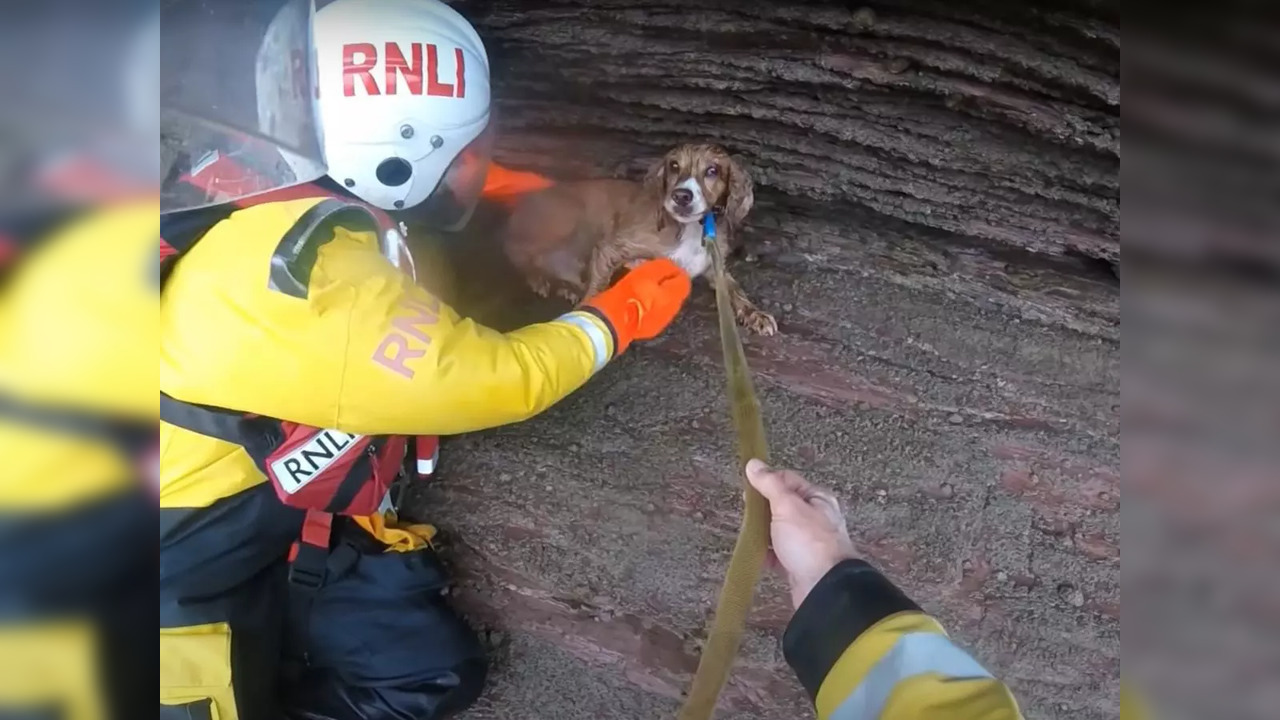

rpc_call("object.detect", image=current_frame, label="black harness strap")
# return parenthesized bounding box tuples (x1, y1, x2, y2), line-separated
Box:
(157, 392, 281, 473)
(157, 392, 248, 446)
(325, 437, 387, 514)
(284, 510, 359, 680)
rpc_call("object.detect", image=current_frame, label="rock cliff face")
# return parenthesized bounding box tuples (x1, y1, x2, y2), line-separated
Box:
(407, 2, 1120, 718)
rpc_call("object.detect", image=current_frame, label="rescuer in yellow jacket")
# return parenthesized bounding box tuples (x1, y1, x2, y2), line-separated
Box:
(158, 2, 691, 720)
(745, 460, 1026, 720)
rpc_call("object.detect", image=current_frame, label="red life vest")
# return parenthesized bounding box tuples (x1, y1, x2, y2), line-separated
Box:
(159, 173, 439, 575)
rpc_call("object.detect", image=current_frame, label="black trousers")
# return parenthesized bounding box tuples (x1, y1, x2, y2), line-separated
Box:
(280, 523, 487, 720)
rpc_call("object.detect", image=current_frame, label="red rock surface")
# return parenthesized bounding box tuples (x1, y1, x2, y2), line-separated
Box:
(399, 1, 1120, 717)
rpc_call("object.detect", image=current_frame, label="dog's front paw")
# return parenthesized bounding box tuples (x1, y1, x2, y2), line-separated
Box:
(739, 308, 778, 336)
(555, 285, 584, 305)
(528, 276, 554, 298)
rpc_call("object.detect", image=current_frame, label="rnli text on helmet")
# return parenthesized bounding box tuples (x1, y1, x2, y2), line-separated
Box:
(342, 42, 467, 98)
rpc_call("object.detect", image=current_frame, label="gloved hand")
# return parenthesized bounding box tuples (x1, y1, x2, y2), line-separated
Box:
(584, 258, 691, 354)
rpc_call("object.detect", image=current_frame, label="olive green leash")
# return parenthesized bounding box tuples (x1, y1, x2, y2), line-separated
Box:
(676, 214, 773, 720)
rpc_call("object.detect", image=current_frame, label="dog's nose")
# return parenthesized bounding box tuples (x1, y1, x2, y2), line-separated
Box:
(671, 188, 694, 207)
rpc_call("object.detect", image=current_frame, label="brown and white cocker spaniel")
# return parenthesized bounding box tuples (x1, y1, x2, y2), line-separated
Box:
(502, 143, 777, 335)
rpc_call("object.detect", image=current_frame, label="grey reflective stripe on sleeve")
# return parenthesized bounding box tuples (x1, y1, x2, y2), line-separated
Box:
(829, 632, 994, 720)
(556, 311, 610, 373)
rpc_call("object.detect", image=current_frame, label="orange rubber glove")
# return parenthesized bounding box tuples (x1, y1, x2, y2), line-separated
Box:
(584, 258, 692, 354)
(481, 163, 555, 206)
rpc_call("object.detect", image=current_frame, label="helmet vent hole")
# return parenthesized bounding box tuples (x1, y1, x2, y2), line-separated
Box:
(343, 178, 355, 188)
(375, 157, 413, 188)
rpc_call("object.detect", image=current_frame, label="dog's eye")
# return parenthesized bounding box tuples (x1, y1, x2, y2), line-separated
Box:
(705, 165, 720, 178)
(668, 160, 680, 172)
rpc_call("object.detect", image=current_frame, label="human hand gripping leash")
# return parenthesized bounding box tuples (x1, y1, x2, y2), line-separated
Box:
(675, 213, 773, 720)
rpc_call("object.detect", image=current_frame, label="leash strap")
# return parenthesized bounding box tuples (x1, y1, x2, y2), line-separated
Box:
(676, 215, 773, 719)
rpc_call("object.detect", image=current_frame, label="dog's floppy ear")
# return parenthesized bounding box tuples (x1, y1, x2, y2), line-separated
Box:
(722, 152, 755, 230)
(643, 155, 667, 192)
(643, 155, 670, 231)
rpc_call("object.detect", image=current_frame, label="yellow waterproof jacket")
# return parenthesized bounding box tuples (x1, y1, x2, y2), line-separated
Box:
(783, 560, 1023, 720)
(160, 195, 615, 508)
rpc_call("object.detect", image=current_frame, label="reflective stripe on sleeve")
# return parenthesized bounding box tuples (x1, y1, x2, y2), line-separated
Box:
(555, 311, 611, 374)
(829, 632, 993, 720)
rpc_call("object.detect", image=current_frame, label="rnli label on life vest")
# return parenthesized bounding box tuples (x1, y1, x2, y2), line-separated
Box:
(270, 429, 365, 494)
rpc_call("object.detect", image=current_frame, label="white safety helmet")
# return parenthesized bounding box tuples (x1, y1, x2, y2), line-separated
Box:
(315, 0, 492, 229)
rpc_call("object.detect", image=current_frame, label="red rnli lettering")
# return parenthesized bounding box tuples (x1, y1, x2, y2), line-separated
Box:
(342, 42, 467, 98)
(342, 43, 379, 97)
(372, 294, 442, 379)
(424, 43, 453, 97)
(385, 41, 423, 96)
